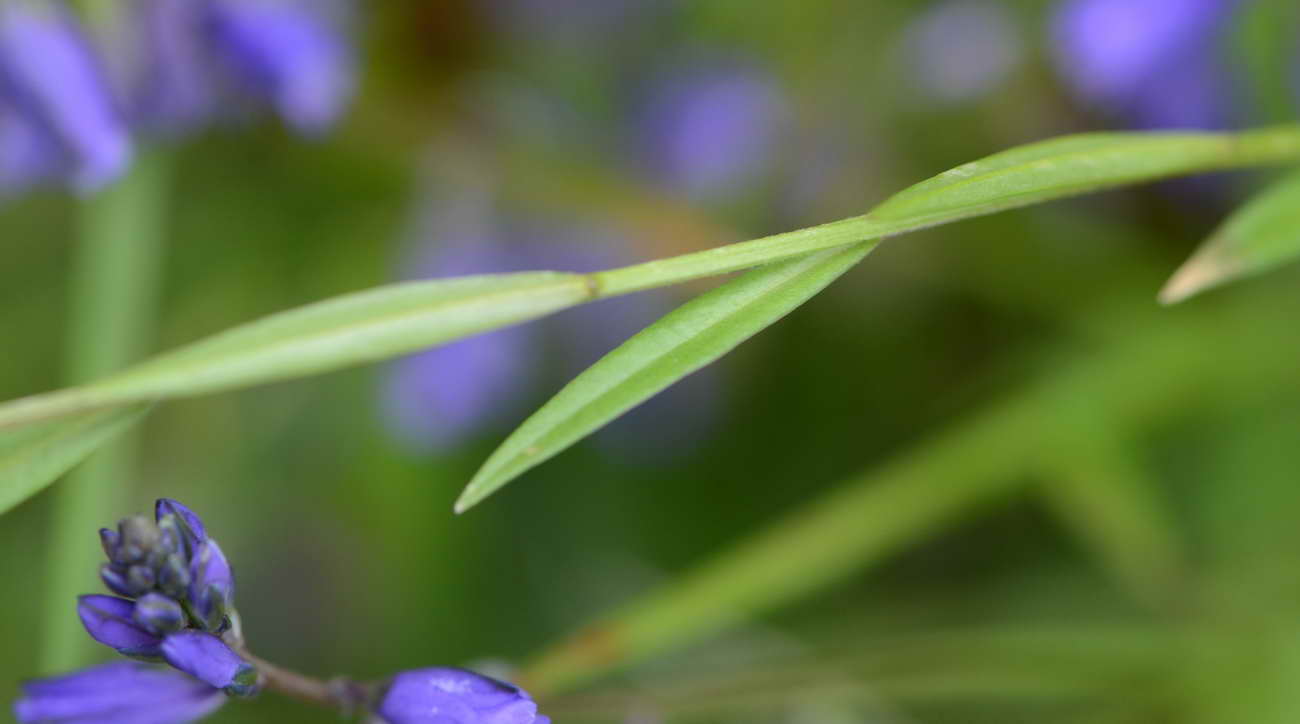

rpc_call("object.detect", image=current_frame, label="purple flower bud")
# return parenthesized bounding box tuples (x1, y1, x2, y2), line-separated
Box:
(375, 668, 548, 724)
(203, 0, 354, 134)
(158, 552, 193, 599)
(156, 498, 208, 554)
(77, 595, 164, 659)
(99, 564, 134, 597)
(160, 630, 259, 697)
(127, 564, 157, 596)
(99, 528, 122, 562)
(188, 539, 234, 631)
(13, 661, 226, 724)
(1050, 0, 1237, 128)
(636, 61, 786, 200)
(133, 592, 186, 635)
(0, 2, 132, 193)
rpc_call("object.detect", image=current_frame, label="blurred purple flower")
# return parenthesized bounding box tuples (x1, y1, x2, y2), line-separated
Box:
(1051, 0, 1239, 128)
(900, 0, 1022, 105)
(13, 661, 226, 724)
(375, 667, 550, 724)
(131, 0, 354, 135)
(636, 61, 786, 200)
(0, 1, 132, 194)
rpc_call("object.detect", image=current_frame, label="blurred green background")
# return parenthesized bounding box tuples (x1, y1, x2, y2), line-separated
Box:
(4, 1, 1300, 722)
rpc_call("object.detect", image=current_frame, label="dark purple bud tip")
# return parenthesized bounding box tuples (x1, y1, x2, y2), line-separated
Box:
(156, 499, 207, 554)
(14, 661, 227, 724)
(376, 667, 547, 724)
(161, 630, 259, 696)
(188, 539, 235, 631)
(99, 564, 133, 597)
(77, 595, 163, 659)
(99, 527, 121, 562)
(133, 592, 186, 635)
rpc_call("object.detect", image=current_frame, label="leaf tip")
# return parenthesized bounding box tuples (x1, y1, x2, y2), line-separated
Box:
(1158, 243, 1238, 305)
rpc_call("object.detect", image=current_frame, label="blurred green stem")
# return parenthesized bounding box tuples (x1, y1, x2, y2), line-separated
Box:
(38, 151, 171, 673)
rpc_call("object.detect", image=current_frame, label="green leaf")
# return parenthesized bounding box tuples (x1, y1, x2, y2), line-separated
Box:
(869, 127, 1300, 232)
(1160, 170, 1300, 303)
(0, 406, 148, 515)
(455, 243, 874, 513)
(0, 273, 597, 431)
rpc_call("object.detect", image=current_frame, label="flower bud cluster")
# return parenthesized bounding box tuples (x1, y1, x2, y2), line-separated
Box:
(79, 499, 256, 698)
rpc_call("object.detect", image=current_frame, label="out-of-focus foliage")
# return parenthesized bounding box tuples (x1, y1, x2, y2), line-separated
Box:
(3, 1, 1300, 722)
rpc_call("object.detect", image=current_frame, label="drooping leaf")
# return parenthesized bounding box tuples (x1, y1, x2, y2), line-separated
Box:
(0, 406, 148, 515)
(455, 244, 874, 513)
(0, 273, 597, 431)
(1160, 169, 1300, 303)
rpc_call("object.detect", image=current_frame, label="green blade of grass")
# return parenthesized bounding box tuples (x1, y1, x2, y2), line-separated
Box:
(0, 272, 597, 432)
(0, 406, 148, 515)
(1160, 169, 1300, 303)
(456, 243, 873, 513)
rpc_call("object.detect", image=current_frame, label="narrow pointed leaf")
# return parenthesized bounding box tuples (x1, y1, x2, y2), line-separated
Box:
(456, 244, 874, 513)
(868, 126, 1300, 231)
(0, 406, 148, 515)
(0, 273, 596, 431)
(1160, 170, 1300, 303)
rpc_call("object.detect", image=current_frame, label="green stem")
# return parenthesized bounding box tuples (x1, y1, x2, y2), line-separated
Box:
(38, 151, 171, 673)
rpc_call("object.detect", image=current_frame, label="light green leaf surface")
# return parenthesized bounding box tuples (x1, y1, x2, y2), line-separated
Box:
(868, 127, 1300, 231)
(0, 273, 596, 431)
(0, 406, 147, 515)
(456, 244, 873, 513)
(1160, 169, 1300, 303)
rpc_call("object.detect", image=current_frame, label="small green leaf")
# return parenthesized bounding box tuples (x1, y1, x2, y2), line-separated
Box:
(0, 273, 596, 431)
(0, 406, 148, 515)
(455, 243, 874, 513)
(870, 127, 1300, 231)
(1160, 170, 1300, 304)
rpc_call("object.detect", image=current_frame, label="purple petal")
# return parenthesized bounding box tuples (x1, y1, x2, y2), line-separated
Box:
(99, 565, 134, 597)
(160, 631, 258, 696)
(1050, 0, 1237, 126)
(203, 0, 354, 134)
(77, 595, 164, 658)
(14, 661, 225, 724)
(636, 61, 786, 199)
(377, 668, 544, 724)
(132, 0, 218, 132)
(0, 105, 62, 195)
(0, 2, 132, 192)
(188, 539, 235, 631)
(155, 498, 208, 552)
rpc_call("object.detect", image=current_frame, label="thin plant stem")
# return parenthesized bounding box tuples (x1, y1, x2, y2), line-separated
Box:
(38, 151, 171, 672)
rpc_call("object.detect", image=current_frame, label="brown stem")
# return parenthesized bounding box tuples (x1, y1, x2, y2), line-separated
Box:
(239, 650, 372, 714)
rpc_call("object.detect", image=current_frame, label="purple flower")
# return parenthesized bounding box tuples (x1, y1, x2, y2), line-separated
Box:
(1050, 0, 1239, 128)
(900, 0, 1023, 105)
(375, 668, 550, 724)
(635, 60, 786, 200)
(203, 0, 355, 134)
(0, 1, 132, 194)
(78, 594, 165, 658)
(13, 661, 227, 724)
(134, 592, 187, 635)
(161, 631, 259, 696)
(129, 0, 354, 135)
(188, 539, 234, 631)
(156, 498, 208, 555)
